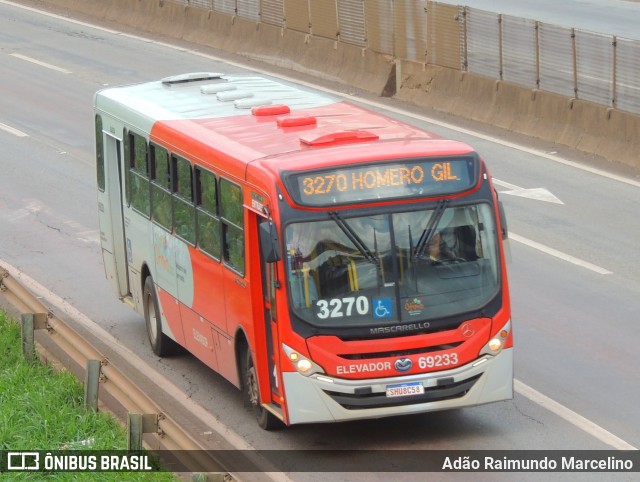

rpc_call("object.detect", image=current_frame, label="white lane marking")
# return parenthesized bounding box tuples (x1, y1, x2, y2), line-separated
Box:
(4, 199, 42, 221)
(509, 232, 613, 275)
(1, 199, 100, 245)
(0, 122, 28, 137)
(0, 259, 292, 481)
(63, 221, 100, 245)
(501, 187, 564, 204)
(494, 178, 564, 204)
(9, 53, 72, 74)
(0, 257, 634, 452)
(515, 380, 637, 450)
(493, 178, 526, 191)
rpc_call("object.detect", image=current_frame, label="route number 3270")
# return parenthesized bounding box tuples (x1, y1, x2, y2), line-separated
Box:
(316, 296, 369, 319)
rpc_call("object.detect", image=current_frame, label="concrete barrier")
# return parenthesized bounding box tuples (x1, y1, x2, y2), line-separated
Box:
(23, 0, 640, 170)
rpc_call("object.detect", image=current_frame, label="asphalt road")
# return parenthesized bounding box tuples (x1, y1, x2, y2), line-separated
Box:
(1, 2, 639, 480)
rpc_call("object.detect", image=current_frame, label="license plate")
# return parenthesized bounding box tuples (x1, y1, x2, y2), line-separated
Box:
(385, 381, 424, 398)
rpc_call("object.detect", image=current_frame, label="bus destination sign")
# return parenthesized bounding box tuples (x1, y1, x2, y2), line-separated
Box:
(286, 157, 477, 206)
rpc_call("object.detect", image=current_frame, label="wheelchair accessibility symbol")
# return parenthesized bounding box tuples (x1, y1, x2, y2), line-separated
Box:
(373, 298, 393, 319)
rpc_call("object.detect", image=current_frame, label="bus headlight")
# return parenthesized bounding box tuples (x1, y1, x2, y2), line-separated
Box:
(282, 344, 325, 377)
(488, 338, 503, 352)
(480, 320, 511, 356)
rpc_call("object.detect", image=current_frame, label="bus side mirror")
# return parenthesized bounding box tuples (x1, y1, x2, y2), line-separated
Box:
(259, 221, 281, 263)
(498, 200, 508, 240)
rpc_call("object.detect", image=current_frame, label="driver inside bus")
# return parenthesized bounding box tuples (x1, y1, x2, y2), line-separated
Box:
(427, 231, 454, 262)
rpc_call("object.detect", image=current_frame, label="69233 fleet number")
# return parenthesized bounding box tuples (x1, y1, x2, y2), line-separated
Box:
(418, 353, 459, 369)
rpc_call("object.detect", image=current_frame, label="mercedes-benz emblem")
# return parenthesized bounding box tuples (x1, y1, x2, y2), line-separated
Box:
(461, 322, 475, 338)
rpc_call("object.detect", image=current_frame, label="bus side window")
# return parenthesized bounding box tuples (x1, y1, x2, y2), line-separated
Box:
(195, 167, 222, 261)
(220, 179, 245, 275)
(172, 154, 196, 245)
(127, 131, 150, 218)
(150, 143, 172, 231)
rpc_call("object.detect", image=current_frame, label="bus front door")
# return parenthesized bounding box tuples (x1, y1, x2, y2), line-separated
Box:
(258, 217, 281, 407)
(98, 132, 129, 298)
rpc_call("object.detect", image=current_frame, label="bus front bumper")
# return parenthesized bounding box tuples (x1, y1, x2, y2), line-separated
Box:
(281, 348, 513, 425)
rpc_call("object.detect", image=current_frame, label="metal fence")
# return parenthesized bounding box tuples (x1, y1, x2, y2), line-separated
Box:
(170, 0, 640, 115)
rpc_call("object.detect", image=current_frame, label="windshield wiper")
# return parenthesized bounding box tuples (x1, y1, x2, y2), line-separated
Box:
(329, 211, 379, 266)
(412, 199, 448, 261)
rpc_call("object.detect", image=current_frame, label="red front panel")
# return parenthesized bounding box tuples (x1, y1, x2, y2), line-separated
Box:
(305, 318, 492, 379)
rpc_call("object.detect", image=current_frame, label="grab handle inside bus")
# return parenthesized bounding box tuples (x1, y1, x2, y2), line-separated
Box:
(259, 220, 281, 263)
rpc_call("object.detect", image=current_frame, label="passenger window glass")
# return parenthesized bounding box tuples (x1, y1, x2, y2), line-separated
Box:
(130, 132, 148, 175)
(195, 167, 221, 260)
(220, 180, 243, 227)
(152, 145, 170, 189)
(220, 179, 244, 273)
(127, 131, 150, 218)
(174, 155, 193, 200)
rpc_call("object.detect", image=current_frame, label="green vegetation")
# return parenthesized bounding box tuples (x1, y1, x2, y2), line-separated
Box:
(0, 310, 175, 481)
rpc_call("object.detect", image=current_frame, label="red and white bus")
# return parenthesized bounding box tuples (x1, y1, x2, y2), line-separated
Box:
(95, 72, 512, 429)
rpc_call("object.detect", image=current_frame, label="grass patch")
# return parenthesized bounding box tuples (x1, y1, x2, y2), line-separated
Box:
(0, 310, 176, 481)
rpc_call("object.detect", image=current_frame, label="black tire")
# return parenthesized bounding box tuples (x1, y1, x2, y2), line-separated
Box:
(143, 276, 180, 357)
(242, 348, 282, 430)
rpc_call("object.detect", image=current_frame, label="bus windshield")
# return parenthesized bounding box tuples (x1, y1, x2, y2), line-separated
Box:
(285, 203, 500, 327)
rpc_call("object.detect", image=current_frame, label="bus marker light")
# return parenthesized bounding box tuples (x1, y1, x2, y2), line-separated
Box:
(277, 115, 317, 127)
(252, 104, 290, 116)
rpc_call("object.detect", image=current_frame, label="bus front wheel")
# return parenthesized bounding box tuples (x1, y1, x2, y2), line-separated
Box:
(242, 348, 282, 430)
(143, 277, 180, 357)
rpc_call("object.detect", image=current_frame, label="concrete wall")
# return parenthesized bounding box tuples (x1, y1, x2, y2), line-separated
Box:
(26, 0, 640, 170)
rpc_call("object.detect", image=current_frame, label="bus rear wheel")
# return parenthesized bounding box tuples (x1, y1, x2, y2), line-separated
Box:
(242, 348, 282, 430)
(143, 276, 180, 357)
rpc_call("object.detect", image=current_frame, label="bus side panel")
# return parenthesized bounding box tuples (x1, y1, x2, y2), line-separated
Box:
(213, 329, 237, 387)
(149, 225, 186, 345)
(156, 288, 183, 344)
(152, 225, 178, 299)
(191, 251, 228, 334)
(223, 264, 252, 352)
(178, 246, 219, 372)
(180, 304, 219, 372)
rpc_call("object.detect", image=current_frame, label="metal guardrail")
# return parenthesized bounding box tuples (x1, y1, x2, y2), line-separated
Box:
(0, 266, 229, 479)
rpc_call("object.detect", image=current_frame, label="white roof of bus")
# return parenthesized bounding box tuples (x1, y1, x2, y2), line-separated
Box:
(95, 74, 336, 127)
